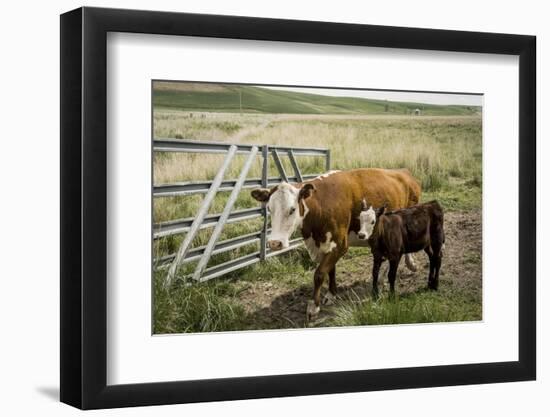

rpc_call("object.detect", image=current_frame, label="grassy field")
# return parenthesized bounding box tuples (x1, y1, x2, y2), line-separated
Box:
(152, 83, 483, 334)
(154, 82, 481, 116)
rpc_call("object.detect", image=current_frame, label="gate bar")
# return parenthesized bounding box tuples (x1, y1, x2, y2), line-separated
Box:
(260, 145, 269, 261)
(165, 144, 238, 286)
(193, 146, 259, 282)
(154, 138, 328, 156)
(271, 150, 288, 182)
(154, 174, 321, 197)
(197, 237, 303, 283)
(155, 230, 263, 269)
(287, 150, 303, 183)
(325, 149, 331, 172)
(154, 207, 262, 239)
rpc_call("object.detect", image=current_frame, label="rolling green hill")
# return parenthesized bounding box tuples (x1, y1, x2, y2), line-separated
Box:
(153, 82, 481, 116)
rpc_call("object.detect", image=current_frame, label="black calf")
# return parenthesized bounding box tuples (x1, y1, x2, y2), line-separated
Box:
(361, 200, 445, 297)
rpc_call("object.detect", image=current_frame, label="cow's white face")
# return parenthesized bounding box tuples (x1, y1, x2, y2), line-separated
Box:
(251, 182, 314, 251)
(357, 200, 376, 240)
(267, 183, 302, 250)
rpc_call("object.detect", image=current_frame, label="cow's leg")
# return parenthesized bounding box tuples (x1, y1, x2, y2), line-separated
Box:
(371, 255, 383, 299)
(307, 267, 324, 320)
(323, 266, 337, 305)
(388, 256, 401, 298)
(307, 251, 340, 321)
(404, 253, 417, 272)
(428, 245, 442, 290)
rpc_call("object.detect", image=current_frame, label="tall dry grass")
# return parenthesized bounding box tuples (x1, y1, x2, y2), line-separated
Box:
(153, 110, 481, 191)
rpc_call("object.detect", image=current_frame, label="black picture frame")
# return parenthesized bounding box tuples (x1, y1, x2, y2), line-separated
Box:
(60, 6, 536, 410)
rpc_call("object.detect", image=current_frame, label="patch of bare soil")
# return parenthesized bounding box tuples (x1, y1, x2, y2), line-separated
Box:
(236, 210, 482, 329)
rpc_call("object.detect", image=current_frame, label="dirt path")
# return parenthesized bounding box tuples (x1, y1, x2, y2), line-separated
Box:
(227, 119, 272, 142)
(234, 210, 482, 329)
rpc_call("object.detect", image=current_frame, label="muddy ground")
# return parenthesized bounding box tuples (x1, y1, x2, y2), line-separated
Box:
(233, 209, 482, 329)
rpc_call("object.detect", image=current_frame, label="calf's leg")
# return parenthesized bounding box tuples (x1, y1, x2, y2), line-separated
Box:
(428, 245, 442, 290)
(428, 255, 441, 290)
(424, 246, 436, 290)
(388, 256, 401, 297)
(371, 255, 383, 299)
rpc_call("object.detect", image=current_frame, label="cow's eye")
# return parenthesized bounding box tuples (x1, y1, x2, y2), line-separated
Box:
(289, 207, 296, 215)
(371, 220, 375, 225)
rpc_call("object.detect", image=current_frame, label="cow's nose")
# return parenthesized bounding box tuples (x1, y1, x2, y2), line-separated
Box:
(267, 240, 283, 251)
(358, 232, 366, 240)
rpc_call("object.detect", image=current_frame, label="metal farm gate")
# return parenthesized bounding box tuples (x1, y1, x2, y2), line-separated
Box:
(153, 139, 331, 286)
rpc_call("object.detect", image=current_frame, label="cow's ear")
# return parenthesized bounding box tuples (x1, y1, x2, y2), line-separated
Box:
(251, 188, 271, 202)
(376, 205, 386, 217)
(298, 183, 315, 201)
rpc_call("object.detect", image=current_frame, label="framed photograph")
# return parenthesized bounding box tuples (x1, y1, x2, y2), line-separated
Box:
(60, 6, 536, 409)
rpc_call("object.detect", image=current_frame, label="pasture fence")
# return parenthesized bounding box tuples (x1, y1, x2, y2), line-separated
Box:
(153, 139, 331, 286)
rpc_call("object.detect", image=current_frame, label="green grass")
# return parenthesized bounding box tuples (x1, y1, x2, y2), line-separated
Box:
(153, 253, 482, 333)
(153, 271, 247, 333)
(153, 251, 313, 334)
(154, 82, 481, 116)
(423, 180, 482, 211)
(328, 289, 482, 327)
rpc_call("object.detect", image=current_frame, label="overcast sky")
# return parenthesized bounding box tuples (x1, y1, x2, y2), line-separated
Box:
(264, 86, 483, 106)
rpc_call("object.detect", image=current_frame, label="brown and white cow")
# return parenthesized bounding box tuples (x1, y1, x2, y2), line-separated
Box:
(358, 199, 445, 297)
(251, 168, 421, 320)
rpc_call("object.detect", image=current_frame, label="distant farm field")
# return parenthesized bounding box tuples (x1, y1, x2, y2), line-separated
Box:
(152, 83, 482, 334)
(153, 82, 481, 116)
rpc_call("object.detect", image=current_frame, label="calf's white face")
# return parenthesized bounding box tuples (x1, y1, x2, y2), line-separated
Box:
(358, 200, 376, 240)
(251, 182, 314, 251)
